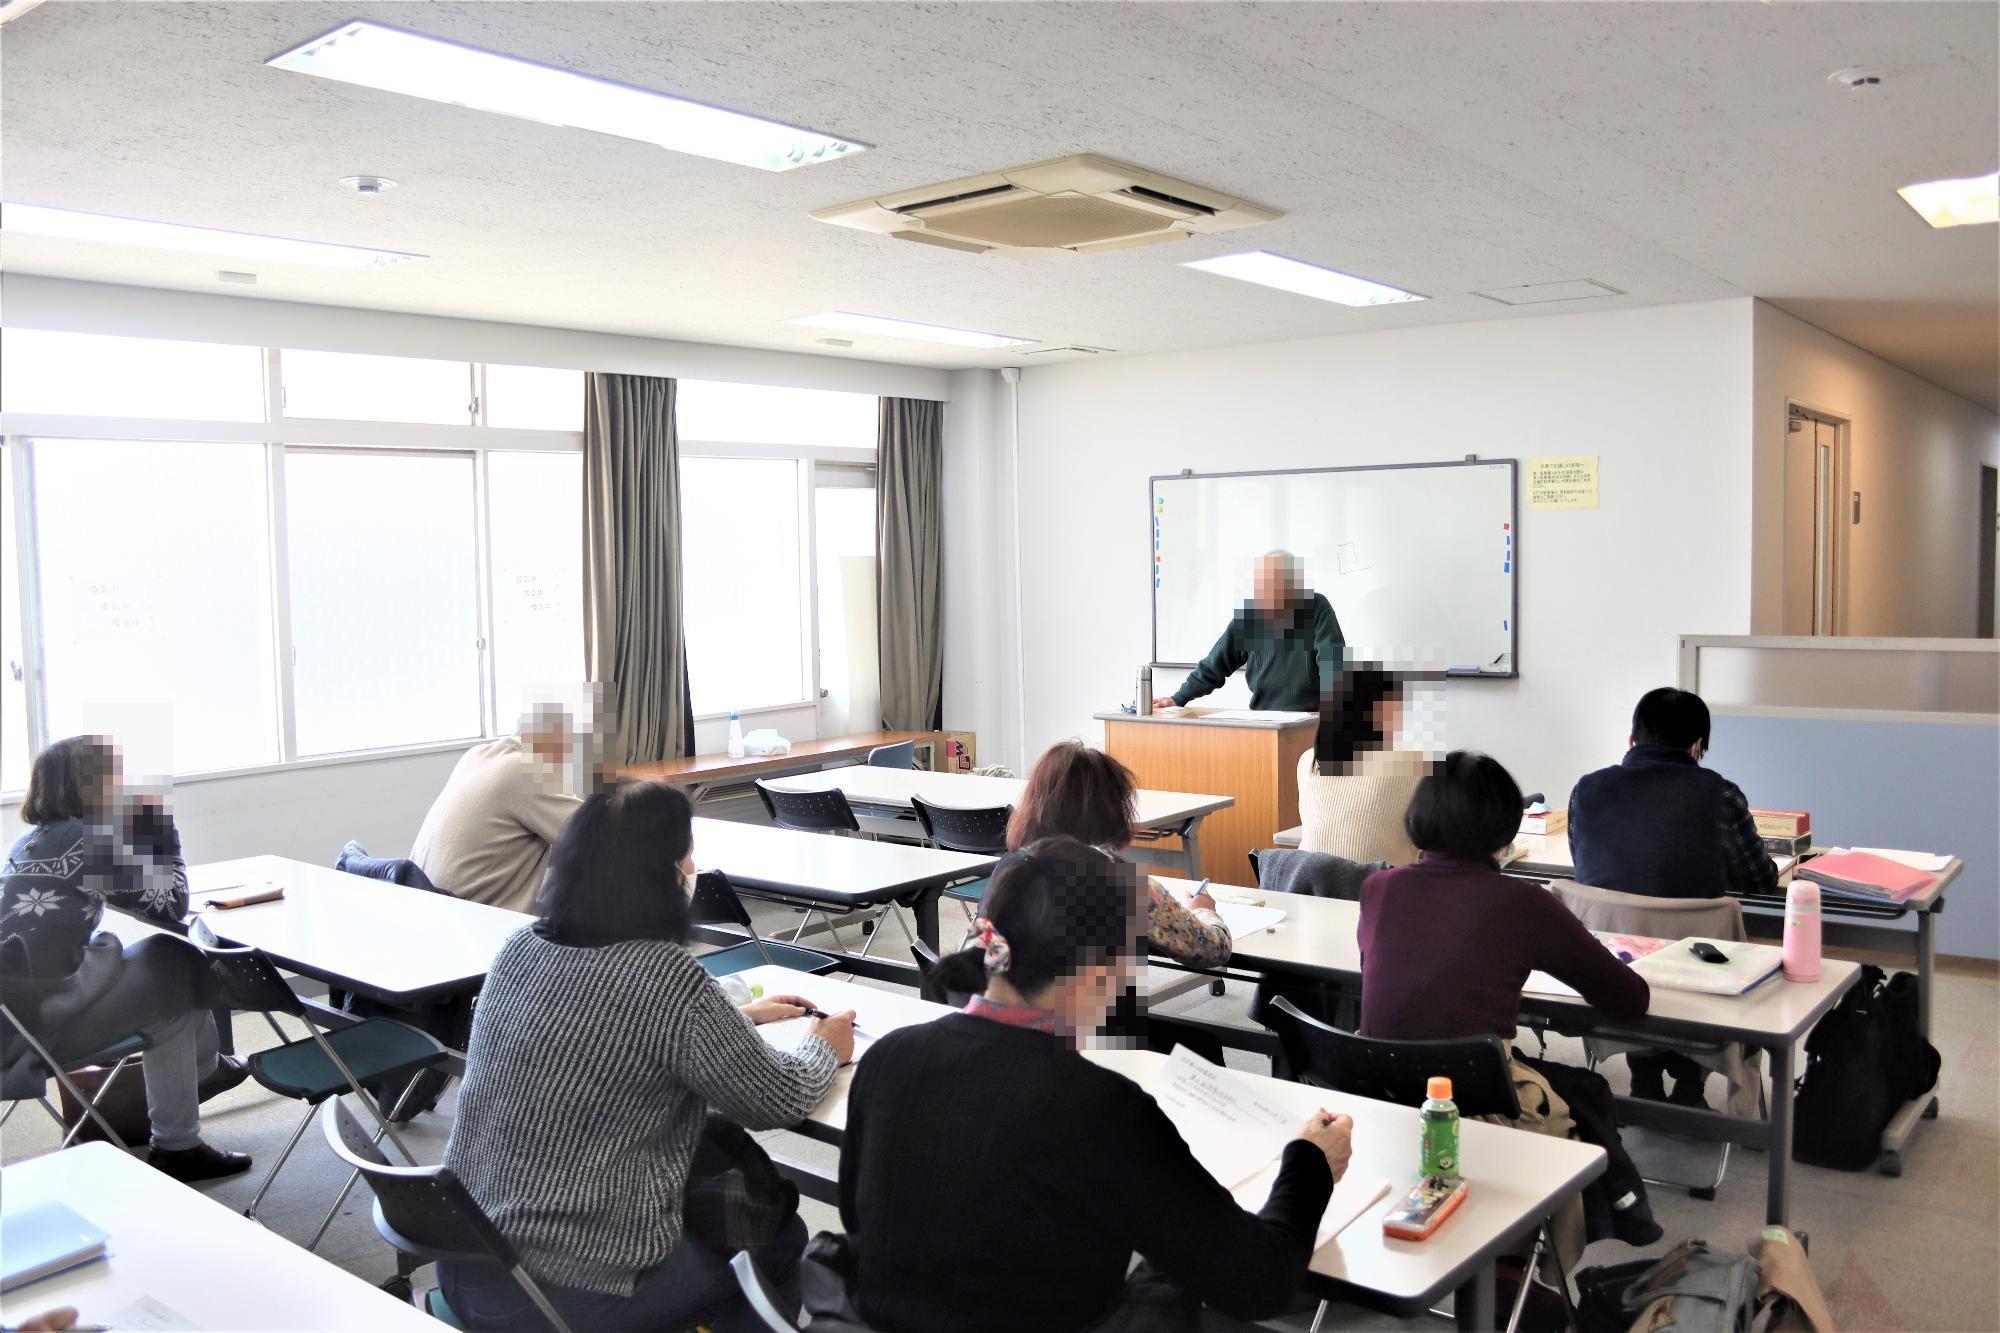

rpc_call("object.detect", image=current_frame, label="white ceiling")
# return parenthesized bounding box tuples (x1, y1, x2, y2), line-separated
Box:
(3, 2, 1995, 408)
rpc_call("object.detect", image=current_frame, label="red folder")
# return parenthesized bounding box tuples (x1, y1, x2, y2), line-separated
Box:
(1799, 851, 1933, 903)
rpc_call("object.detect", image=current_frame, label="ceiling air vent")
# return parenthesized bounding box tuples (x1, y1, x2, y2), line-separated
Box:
(813, 155, 1278, 257)
(1471, 279, 1627, 306)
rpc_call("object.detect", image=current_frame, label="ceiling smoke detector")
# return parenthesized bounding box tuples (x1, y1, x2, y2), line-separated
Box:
(812, 154, 1278, 257)
(338, 175, 399, 197)
(1828, 66, 1899, 90)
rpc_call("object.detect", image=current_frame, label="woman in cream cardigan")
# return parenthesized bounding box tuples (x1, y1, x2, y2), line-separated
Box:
(1296, 666, 1430, 866)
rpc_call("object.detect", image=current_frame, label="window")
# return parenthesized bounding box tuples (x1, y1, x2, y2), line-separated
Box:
(676, 380, 876, 448)
(813, 479, 879, 734)
(30, 439, 281, 774)
(285, 450, 483, 755)
(0, 329, 265, 421)
(1, 448, 31, 791)
(485, 365, 585, 431)
(680, 457, 809, 714)
(281, 349, 473, 425)
(487, 451, 586, 723)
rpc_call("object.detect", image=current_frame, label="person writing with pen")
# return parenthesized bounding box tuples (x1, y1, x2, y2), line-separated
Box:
(436, 780, 853, 1333)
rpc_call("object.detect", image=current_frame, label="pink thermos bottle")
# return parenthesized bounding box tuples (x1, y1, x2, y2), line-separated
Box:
(1783, 878, 1822, 982)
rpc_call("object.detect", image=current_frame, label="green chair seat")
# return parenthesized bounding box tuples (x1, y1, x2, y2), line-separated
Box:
(249, 1020, 446, 1103)
(697, 941, 840, 980)
(943, 876, 990, 905)
(425, 1286, 466, 1329)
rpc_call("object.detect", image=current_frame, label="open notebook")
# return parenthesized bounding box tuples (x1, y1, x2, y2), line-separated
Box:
(1152, 1047, 1390, 1252)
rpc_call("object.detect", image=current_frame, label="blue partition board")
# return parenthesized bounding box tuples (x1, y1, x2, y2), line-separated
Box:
(1710, 714, 1999, 960)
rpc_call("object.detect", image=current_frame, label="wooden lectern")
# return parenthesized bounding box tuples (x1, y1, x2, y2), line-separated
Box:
(1095, 709, 1317, 886)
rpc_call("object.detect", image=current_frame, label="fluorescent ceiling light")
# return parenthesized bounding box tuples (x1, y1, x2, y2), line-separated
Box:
(0, 201, 425, 270)
(269, 21, 867, 173)
(786, 312, 1035, 350)
(1896, 171, 1998, 229)
(1181, 251, 1424, 307)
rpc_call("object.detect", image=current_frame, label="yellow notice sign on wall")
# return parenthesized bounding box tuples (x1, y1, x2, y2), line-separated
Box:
(1527, 455, 1599, 509)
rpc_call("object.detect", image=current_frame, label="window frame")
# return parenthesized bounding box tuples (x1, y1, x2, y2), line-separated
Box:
(0, 342, 878, 792)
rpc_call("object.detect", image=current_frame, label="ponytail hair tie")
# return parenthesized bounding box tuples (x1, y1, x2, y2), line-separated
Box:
(974, 917, 1013, 975)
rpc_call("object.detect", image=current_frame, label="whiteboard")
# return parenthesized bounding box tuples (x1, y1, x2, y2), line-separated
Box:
(1151, 461, 1518, 676)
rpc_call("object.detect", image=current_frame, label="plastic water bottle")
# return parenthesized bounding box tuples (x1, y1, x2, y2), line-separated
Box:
(1783, 878, 1822, 982)
(1420, 1076, 1460, 1177)
(727, 710, 745, 758)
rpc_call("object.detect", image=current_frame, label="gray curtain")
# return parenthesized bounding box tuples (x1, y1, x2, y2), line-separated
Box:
(583, 373, 692, 765)
(877, 397, 945, 731)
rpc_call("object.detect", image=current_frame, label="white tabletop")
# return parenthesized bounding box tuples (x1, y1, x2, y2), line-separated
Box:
(1153, 876, 1862, 1046)
(0, 1143, 438, 1330)
(692, 817, 995, 904)
(1087, 1048, 1603, 1301)
(1510, 831, 1962, 914)
(740, 965, 960, 1136)
(761, 766, 1234, 830)
(184, 857, 530, 1005)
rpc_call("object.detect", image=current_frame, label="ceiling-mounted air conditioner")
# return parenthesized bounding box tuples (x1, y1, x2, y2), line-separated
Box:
(811, 154, 1279, 257)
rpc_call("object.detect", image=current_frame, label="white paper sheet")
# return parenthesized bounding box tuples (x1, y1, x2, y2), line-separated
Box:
(1234, 1165, 1392, 1252)
(1523, 970, 1581, 998)
(1154, 1046, 1298, 1189)
(1845, 848, 1953, 873)
(1217, 903, 1288, 940)
(108, 1296, 204, 1330)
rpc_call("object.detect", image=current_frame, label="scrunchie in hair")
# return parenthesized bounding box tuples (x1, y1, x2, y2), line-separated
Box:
(974, 916, 1012, 975)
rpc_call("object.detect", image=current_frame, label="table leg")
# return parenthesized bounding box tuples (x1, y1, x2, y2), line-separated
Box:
(1766, 1039, 1795, 1227)
(1454, 1264, 1496, 1331)
(1916, 910, 1935, 1043)
(1181, 817, 1206, 879)
(912, 890, 941, 953)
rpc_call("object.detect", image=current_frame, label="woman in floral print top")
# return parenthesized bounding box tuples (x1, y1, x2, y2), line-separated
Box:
(1004, 741, 1233, 969)
(0, 736, 251, 1181)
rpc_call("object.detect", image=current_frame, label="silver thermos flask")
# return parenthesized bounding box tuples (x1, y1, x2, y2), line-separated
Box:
(1137, 665, 1154, 715)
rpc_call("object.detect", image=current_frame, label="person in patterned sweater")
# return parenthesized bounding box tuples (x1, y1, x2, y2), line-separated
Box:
(0, 736, 250, 1182)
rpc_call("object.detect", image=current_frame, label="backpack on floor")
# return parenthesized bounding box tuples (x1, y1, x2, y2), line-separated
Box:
(1791, 963, 1938, 1171)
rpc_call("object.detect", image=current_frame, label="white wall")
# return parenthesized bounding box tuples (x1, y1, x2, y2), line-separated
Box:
(1, 275, 950, 400)
(1750, 301, 2000, 637)
(987, 299, 1757, 805)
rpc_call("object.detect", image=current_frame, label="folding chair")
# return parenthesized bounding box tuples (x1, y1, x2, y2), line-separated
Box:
(1266, 996, 1569, 1333)
(188, 930, 450, 1246)
(865, 741, 917, 770)
(909, 795, 1010, 947)
(0, 1001, 147, 1152)
(691, 871, 842, 980)
(756, 782, 913, 959)
(320, 1097, 576, 1333)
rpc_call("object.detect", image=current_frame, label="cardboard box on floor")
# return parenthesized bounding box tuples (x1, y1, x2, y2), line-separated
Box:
(933, 731, 975, 773)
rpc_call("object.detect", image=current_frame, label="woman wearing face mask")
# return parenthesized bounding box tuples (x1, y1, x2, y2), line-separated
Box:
(438, 780, 854, 1333)
(0, 735, 250, 1181)
(1296, 665, 1430, 866)
(837, 838, 1352, 1333)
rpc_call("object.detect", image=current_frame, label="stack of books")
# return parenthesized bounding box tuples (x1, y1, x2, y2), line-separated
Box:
(1751, 808, 1812, 857)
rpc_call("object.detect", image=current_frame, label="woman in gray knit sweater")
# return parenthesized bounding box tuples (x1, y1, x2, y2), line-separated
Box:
(439, 781, 854, 1332)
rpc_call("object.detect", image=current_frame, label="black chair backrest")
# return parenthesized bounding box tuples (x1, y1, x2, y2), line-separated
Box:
(756, 781, 861, 834)
(320, 1098, 520, 1269)
(186, 929, 307, 1020)
(1248, 850, 1261, 883)
(689, 870, 752, 930)
(1266, 996, 1520, 1119)
(909, 796, 1012, 855)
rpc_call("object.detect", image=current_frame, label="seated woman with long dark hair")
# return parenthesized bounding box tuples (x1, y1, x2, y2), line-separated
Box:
(1297, 665, 1429, 866)
(0, 735, 249, 1182)
(439, 780, 854, 1333)
(839, 838, 1351, 1333)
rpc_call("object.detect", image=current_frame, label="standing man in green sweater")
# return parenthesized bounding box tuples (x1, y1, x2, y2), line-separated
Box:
(1155, 551, 1345, 713)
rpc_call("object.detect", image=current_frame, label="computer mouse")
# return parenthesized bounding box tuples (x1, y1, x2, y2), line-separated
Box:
(1688, 941, 1730, 964)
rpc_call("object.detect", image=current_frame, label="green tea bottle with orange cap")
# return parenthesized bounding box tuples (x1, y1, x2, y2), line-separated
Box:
(1419, 1076, 1460, 1178)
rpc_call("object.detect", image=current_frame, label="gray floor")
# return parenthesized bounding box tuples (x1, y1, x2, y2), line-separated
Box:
(7, 911, 1996, 1332)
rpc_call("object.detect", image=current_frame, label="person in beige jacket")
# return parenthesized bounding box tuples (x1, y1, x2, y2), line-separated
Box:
(1295, 667, 1429, 867)
(411, 710, 582, 912)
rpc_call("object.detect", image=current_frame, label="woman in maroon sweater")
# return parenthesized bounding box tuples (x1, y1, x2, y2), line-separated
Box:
(1357, 750, 1661, 1253)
